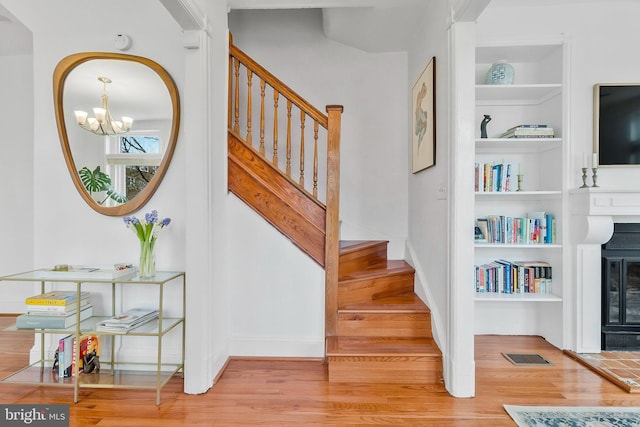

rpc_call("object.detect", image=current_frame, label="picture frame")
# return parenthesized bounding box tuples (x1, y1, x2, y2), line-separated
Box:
(411, 56, 436, 173)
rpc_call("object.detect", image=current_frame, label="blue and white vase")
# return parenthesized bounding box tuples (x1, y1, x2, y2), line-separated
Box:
(486, 60, 515, 85)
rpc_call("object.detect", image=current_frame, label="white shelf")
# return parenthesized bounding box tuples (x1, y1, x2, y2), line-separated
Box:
(476, 84, 561, 105)
(475, 243, 561, 249)
(476, 43, 563, 64)
(476, 138, 561, 153)
(475, 190, 561, 200)
(475, 293, 562, 302)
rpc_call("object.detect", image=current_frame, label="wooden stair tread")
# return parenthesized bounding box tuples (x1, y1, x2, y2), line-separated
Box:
(339, 260, 414, 282)
(339, 293, 429, 313)
(326, 336, 441, 357)
(339, 240, 388, 255)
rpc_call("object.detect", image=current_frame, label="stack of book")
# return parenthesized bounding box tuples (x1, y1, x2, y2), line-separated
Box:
(499, 124, 555, 139)
(476, 211, 556, 245)
(16, 291, 93, 329)
(96, 308, 159, 334)
(57, 334, 99, 378)
(475, 162, 514, 192)
(475, 259, 552, 294)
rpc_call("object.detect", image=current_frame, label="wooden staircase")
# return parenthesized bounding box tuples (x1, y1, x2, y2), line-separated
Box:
(326, 240, 443, 385)
(228, 40, 443, 386)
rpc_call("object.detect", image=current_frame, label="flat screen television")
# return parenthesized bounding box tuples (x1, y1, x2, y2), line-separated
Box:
(594, 83, 640, 167)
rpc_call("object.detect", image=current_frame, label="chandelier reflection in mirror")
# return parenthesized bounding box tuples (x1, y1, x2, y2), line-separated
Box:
(74, 76, 134, 136)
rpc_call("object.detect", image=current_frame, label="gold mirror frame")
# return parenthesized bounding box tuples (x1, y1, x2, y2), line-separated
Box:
(53, 52, 180, 216)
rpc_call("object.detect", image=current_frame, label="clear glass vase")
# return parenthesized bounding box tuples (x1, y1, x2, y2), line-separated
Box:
(138, 239, 156, 278)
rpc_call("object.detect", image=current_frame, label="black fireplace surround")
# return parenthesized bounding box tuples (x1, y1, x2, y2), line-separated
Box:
(602, 223, 640, 350)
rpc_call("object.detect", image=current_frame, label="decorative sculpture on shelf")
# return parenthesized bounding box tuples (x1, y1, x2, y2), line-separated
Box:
(480, 115, 491, 139)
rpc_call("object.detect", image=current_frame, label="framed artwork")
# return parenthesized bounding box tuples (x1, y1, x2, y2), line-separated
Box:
(412, 56, 436, 173)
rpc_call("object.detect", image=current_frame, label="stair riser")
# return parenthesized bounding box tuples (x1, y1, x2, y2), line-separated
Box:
(339, 242, 388, 277)
(338, 273, 414, 307)
(337, 313, 432, 338)
(328, 356, 443, 385)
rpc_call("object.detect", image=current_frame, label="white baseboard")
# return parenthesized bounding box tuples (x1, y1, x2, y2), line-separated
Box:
(229, 336, 324, 358)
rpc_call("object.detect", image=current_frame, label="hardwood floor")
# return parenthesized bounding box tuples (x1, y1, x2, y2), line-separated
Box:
(0, 321, 637, 426)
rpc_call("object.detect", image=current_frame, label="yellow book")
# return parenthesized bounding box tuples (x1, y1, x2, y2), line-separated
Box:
(25, 290, 90, 306)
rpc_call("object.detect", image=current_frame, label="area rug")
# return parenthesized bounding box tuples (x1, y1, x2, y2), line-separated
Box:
(504, 405, 640, 426)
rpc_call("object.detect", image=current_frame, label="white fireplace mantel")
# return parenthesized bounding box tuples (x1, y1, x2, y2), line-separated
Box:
(571, 188, 640, 353)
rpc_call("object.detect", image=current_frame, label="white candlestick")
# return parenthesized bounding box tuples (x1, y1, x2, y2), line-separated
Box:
(593, 153, 598, 168)
(583, 153, 587, 168)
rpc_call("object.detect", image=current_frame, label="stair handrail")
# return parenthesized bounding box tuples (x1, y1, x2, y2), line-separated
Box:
(230, 44, 328, 130)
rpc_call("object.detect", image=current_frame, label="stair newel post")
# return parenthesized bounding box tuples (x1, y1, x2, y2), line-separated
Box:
(324, 105, 343, 342)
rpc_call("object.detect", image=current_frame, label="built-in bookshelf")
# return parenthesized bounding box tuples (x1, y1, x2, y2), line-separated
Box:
(474, 41, 567, 347)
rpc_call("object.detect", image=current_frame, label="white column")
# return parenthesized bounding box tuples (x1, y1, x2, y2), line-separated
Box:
(447, 20, 476, 398)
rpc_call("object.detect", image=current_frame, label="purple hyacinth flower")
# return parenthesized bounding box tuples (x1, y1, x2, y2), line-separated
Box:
(145, 210, 158, 224)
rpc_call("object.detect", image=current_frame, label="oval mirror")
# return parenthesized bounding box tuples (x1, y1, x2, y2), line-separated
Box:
(53, 52, 180, 216)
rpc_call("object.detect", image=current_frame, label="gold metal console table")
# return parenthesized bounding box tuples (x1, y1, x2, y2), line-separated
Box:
(0, 269, 185, 405)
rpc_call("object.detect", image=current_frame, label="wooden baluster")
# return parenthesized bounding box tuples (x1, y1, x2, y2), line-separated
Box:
(259, 80, 266, 155)
(228, 54, 232, 129)
(313, 120, 319, 198)
(273, 91, 279, 165)
(233, 58, 240, 134)
(299, 111, 305, 187)
(246, 69, 253, 145)
(286, 101, 292, 177)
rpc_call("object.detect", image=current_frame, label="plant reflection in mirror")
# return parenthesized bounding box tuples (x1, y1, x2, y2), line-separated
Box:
(79, 166, 128, 205)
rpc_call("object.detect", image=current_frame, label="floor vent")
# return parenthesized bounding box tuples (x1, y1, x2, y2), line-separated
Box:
(502, 353, 552, 366)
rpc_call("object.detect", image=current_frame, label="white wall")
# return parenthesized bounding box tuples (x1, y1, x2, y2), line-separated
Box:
(0, 54, 34, 311)
(405, 0, 452, 388)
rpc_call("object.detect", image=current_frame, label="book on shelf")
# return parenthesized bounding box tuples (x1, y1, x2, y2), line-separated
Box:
(527, 211, 556, 244)
(513, 261, 552, 294)
(25, 290, 91, 306)
(96, 308, 159, 334)
(475, 259, 552, 294)
(504, 124, 549, 132)
(16, 304, 93, 329)
(475, 213, 555, 244)
(475, 162, 513, 192)
(72, 335, 100, 375)
(500, 126, 555, 139)
(58, 334, 73, 379)
(476, 219, 489, 243)
(27, 295, 91, 316)
(59, 335, 99, 377)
